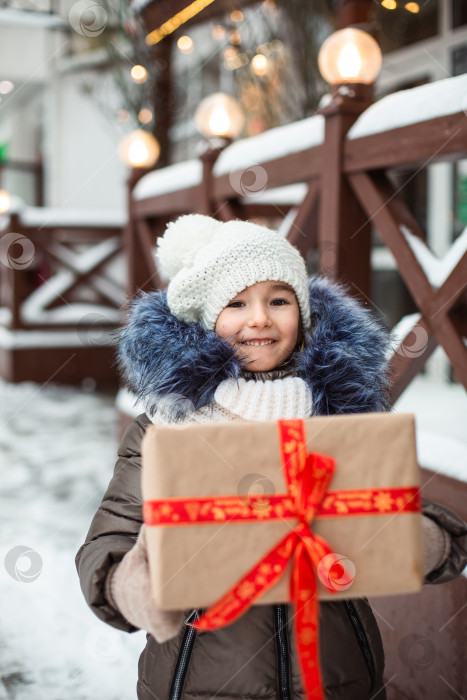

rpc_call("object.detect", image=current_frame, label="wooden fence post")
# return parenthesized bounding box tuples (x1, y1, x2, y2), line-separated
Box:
(318, 87, 373, 302)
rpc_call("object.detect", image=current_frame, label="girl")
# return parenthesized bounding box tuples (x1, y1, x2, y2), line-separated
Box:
(76, 214, 467, 700)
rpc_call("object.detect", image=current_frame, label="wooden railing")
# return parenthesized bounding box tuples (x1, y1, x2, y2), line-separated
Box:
(0, 206, 125, 332)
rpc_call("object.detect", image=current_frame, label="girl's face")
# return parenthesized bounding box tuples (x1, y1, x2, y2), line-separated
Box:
(215, 280, 300, 372)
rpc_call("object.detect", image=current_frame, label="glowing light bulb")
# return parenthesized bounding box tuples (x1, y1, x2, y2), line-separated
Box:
(212, 25, 225, 40)
(318, 28, 382, 85)
(177, 35, 194, 53)
(230, 10, 243, 22)
(0, 189, 11, 214)
(208, 107, 231, 136)
(128, 141, 148, 166)
(381, 0, 397, 9)
(251, 54, 269, 76)
(138, 108, 153, 124)
(405, 2, 419, 12)
(337, 42, 362, 80)
(118, 130, 160, 168)
(0, 80, 14, 94)
(131, 65, 148, 84)
(117, 109, 131, 122)
(194, 92, 245, 139)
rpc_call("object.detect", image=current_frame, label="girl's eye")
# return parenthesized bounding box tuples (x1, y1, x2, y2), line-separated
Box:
(227, 298, 289, 308)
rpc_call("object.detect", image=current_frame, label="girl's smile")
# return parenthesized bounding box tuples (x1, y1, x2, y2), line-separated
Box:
(214, 280, 300, 372)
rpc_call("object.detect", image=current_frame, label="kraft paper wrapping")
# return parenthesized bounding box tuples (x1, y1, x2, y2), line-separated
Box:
(141, 413, 423, 610)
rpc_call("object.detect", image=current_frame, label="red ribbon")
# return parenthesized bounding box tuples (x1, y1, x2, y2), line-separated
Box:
(143, 419, 421, 699)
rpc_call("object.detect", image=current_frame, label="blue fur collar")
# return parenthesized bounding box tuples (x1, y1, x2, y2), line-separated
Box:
(118, 276, 391, 418)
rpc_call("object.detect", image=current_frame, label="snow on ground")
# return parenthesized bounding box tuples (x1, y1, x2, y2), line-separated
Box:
(0, 379, 145, 700)
(393, 375, 467, 484)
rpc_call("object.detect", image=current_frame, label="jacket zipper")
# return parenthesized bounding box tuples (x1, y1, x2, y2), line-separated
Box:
(343, 600, 376, 693)
(169, 609, 200, 700)
(274, 604, 292, 700)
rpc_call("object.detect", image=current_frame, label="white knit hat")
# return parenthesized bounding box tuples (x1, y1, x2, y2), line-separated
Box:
(155, 214, 311, 331)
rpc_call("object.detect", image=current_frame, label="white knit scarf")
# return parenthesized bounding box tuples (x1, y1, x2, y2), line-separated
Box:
(149, 373, 313, 425)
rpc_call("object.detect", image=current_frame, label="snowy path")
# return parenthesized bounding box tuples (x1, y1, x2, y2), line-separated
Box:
(0, 380, 145, 700)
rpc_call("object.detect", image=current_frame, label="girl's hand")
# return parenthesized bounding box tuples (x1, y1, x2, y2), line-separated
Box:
(106, 525, 185, 643)
(422, 515, 451, 576)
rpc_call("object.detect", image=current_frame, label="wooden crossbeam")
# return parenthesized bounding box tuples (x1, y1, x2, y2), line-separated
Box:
(286, 180, 320, 257)
(213, 154, 322, 201)
(344, 112, 467, 173)
(30, 236, 123, 310)
(389, 315, 438, 403)
(135, 219, 165, 291)
(349, 170, 467, 394)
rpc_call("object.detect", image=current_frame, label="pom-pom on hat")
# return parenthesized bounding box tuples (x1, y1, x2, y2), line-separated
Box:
(156, 214, 311, 331)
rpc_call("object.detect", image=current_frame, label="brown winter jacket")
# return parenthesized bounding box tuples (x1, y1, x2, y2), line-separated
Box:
(76, 413, 467, 700)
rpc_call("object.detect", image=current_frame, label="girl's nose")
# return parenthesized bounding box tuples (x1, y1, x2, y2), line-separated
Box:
(247, 304, 272, 327)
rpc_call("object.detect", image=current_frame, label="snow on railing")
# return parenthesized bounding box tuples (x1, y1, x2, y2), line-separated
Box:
(20, 236, 124, 325)
(213, 115, 325, 177)
(132, 160, 202, 201)
(347, 73, 467, 140)
(387, 312, 422, 362)
(400, 224, 467, 289)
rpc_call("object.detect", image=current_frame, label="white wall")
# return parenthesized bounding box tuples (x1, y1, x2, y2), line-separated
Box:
(0, 18, 129, 215)
(44, 68, 127, 212)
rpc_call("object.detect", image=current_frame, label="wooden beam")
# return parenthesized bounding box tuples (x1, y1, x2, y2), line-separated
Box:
(236, 203, 293, 219)
(350, 170, 467, 391)
(387, 315, 438, 404)
(212, 148, 323, 201)
(426, 253, 467, 320)
(344, 112, 467, 173)
(135, 219, 164, 291)
(319, 105, 371, 299)
(286, 180, 320, 257)
(349, 170, 434, 310)
(133, 186, 200, 219)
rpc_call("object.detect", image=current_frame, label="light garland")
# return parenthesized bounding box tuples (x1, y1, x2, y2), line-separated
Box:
(145, 0, 216, 46)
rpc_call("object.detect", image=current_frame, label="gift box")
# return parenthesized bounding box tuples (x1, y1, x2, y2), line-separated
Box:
(141, 412, 423, 610)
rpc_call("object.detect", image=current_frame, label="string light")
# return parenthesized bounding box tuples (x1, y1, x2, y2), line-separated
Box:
(251, 54, 269, 76)
(194, 93, 245, 139)
(138, 109, 153, 124)
(381, 0, 397, 8)
(229, 29, 242, 45)
(116, 109, 131, 122)
(270, 39, 283, 52)
(0, 190, 11, 214)
(146, 0, 216, 46)
(224, 52, 249, 70)
(405, 2, 420, 12)
(230, 10, 243, 22)
(118, 130, 160, 168)
(131, 65, 148, 84)
(212, 24, 226, 40)
(177, 35, 194, 53)
(256, 43, 271, 56)
(0, 80, 14, 94)
(223, 46, 238, 60)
